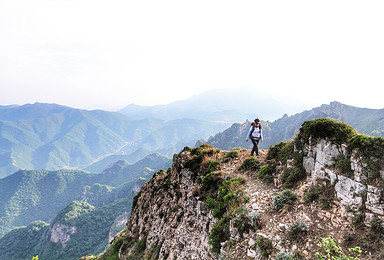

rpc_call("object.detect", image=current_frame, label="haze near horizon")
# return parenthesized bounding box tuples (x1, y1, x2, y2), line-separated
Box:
(1, 1, 383, 110)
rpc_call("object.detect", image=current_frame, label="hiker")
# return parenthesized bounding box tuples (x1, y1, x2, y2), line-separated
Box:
(246, 118, 263, 157)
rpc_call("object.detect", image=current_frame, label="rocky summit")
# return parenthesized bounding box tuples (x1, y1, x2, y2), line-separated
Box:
(89, 118, 384, 260)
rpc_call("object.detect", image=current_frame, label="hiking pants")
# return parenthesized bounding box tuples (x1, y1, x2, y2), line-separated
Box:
(250, 138, 260, 156)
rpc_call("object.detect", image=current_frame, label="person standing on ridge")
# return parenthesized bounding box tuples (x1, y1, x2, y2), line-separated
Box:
(246, 118, 263, 157)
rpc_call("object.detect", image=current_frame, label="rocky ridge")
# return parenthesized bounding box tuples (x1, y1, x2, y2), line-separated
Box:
(95, 119, 384, 260)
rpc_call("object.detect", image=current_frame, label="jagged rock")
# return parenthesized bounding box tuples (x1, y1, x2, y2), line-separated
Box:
(366, 185, 384, 215)
(304, 138, 384, 217)
(334, 175, 364, 210)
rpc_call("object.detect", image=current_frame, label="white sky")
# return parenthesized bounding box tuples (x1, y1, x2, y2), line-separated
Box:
(0, 0, 383, 110)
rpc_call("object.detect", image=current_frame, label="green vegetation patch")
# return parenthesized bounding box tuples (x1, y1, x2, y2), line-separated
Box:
(203, 159, 220, 174)
(184, 144, 218, 174)
(286, 220, 308, 240)
(231, 207, 251, 235)
(280, 166, 306, 189)
(267, 141, 294, 164)
(127, 237, 147, 260)
(304, 180, 335, 209)
(209, 216, 230, 254)
(223, 149, 240, 162)
(97, 237, 124, 260)
(254, 235, 273, 258)
(206, 176, 247, 254)
(314, 237, 361, 260)
(205, 177, 245, 219)
(239, 157, 261, 172)
(52, 201, 95, 225)
(273, 189, 297, 211)
(266, 141, 306, 188)
(258, 161, 276, 183)
(297, 118, 356, 146)
(348, 135, 384, 179)
(0, 221, 49, 260)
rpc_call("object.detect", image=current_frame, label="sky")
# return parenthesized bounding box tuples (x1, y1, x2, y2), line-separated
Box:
(0, 0, 383, 110)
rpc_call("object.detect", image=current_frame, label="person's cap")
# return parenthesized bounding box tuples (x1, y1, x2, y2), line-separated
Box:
(254, 118, 260, 123)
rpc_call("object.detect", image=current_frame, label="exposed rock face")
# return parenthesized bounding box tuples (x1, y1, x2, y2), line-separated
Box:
(303, 138, 384, 221)
(49, 222, 77, 248)
(119, 151, 216, 259)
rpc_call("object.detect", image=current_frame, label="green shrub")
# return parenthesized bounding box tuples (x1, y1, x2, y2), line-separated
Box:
(209, 216, 230, 254)
(203, 159, 220, 173)
(286, 220, 308, 240)
(255, 235, 273, 258)
(304, 181, 335, 209)
(248, 211, 260, 228)
(273, 189, 297, 211)
(201, 172, 223, 193)
(239, 157, 261, 172)
(204, 177, 245, 219)
(314, 237, 362, 260)
(297, 118, 356, 146)
(205, 176, 247, 254)
(281, 166, 306, 189)
(267, 141, 289, 160)
(184, 153, 205, 173)
(224, 149, 240, 162)
(281, 189, 297, 201)
(258, 161, 276, 183)
(304, 185, 323, 203)
(231, 207, 250, 234)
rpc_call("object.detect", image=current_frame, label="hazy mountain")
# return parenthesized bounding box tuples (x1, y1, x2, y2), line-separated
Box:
(0, 103, 228, 178)
(0, 153, 170, 237)
(203, 101, 384, 151)
(119, 86, 312, 122)
(82, 147, 151, 173)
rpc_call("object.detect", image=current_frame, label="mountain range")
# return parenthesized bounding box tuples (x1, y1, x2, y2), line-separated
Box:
(0, 103, 228, 178)
(0, 153, 171, 238)
(203, 101, 384, 151)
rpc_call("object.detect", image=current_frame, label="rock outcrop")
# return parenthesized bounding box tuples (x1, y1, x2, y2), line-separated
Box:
(303, 138, 384, 222)
(117, 150, 216, 259)
(49, 222, 77, 248)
